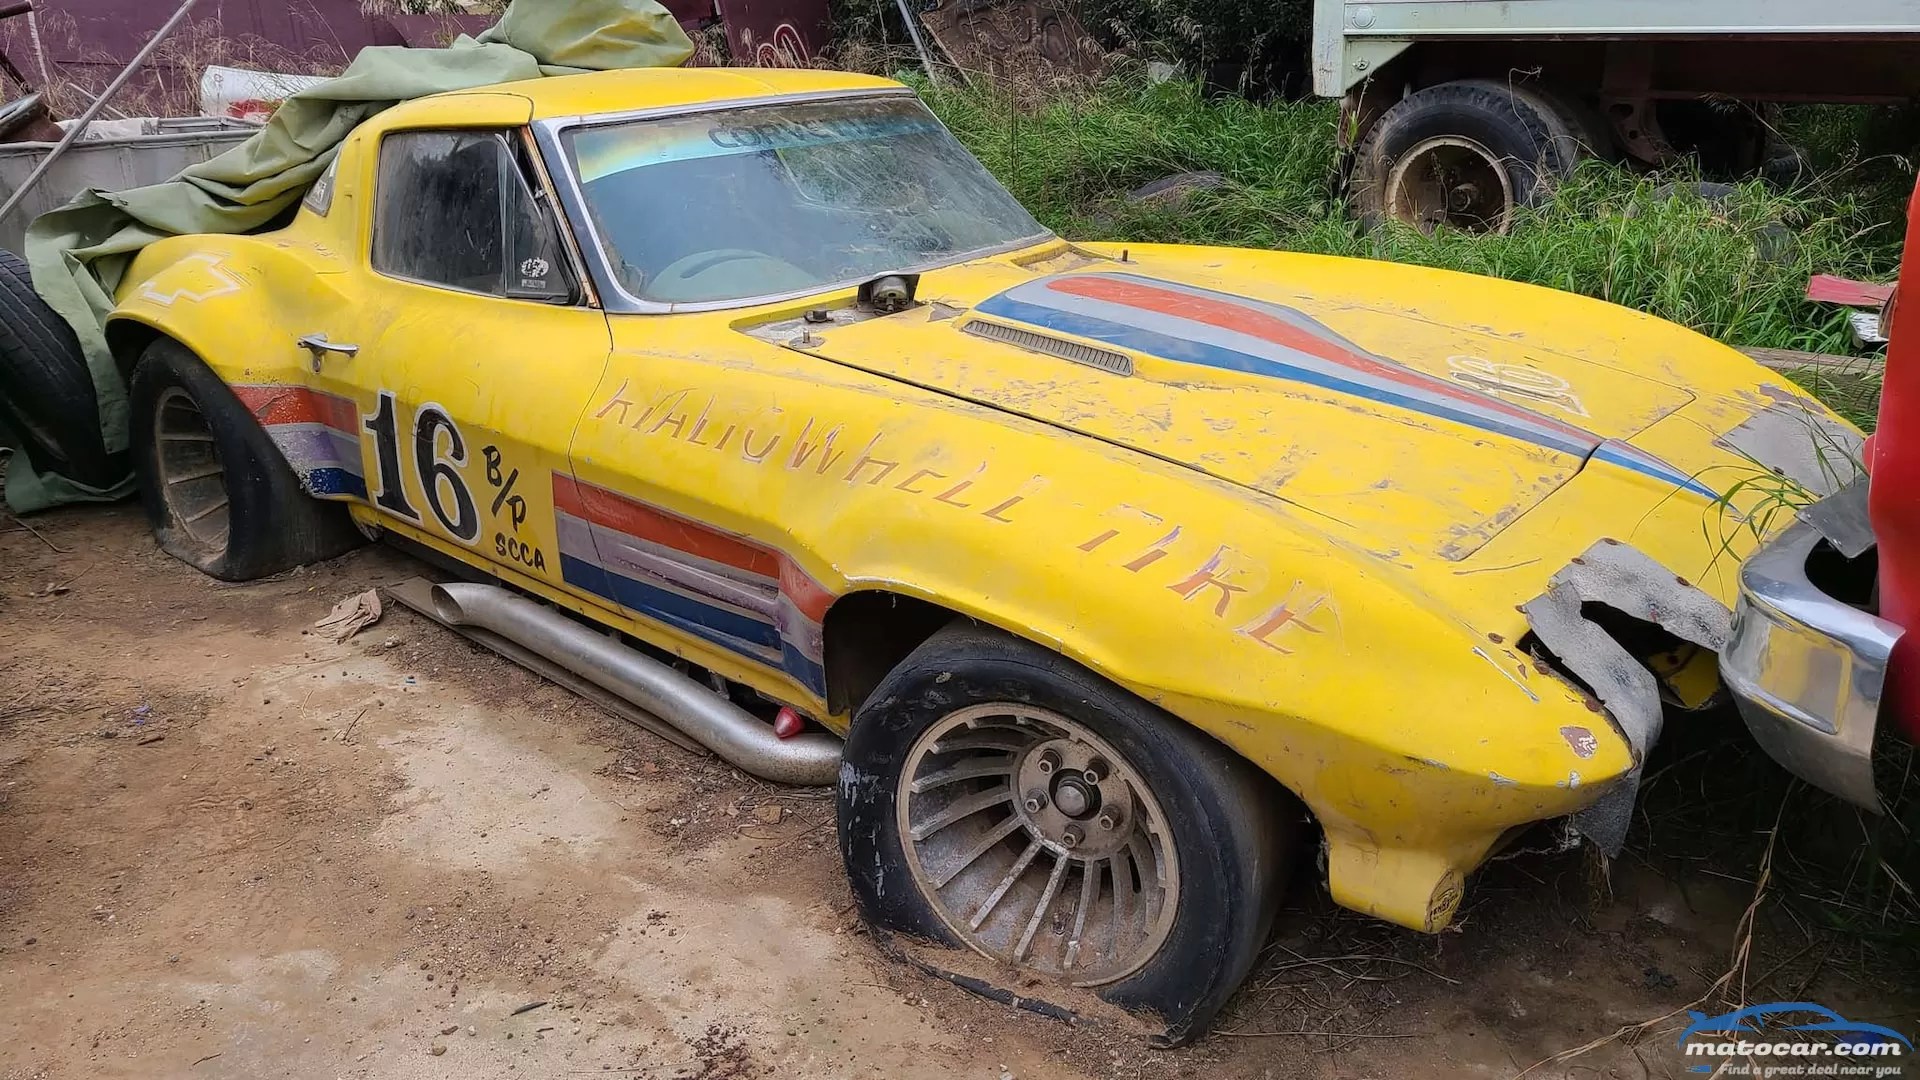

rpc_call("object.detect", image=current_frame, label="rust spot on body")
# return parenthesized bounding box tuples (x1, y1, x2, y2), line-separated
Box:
(1560, 725, 1599, 759)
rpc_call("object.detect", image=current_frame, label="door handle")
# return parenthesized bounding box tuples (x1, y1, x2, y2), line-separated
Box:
(297, 333, 359, 371)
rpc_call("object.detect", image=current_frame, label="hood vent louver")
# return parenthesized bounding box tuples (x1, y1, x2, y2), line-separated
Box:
(963, 318, 1134, 377)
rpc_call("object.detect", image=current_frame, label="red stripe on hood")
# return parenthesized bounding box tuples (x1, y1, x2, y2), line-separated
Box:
(1047, 275, 1592, 438)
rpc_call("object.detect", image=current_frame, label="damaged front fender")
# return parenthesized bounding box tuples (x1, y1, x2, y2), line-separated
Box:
(1522, 539, 1733, 852)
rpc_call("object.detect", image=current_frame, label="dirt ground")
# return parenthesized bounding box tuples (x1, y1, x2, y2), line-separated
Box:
(2, 501, 1913, 1080)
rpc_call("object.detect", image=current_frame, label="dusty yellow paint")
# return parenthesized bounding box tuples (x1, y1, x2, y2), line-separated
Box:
(104, 67, 1852, 935)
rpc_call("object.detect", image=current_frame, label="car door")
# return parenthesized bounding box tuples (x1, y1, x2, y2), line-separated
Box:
(315, 125, 613, 596)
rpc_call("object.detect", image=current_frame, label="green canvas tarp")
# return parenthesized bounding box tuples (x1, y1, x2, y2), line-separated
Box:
(3, 0, 692, 513)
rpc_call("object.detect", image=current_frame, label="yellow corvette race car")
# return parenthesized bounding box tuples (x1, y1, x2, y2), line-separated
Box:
(101, 66, 1859, 1040)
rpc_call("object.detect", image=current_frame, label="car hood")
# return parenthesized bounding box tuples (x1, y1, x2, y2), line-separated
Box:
(751, 247, 1708, 561)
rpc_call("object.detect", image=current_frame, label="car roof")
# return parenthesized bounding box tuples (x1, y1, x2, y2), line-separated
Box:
(408, 66, 908, 122)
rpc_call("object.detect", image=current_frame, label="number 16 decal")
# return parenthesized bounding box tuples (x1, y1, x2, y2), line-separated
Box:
(363, 391, 417, 521)
(413, 404, 480, 542)
(363, 390, 481, 545)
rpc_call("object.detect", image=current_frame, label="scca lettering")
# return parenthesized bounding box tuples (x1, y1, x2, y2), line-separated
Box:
(495, 533, 547, 571)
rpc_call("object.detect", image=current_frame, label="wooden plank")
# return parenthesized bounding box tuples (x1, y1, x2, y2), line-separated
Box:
(1738, 346, 1884, 374)
(1807, 274, 1895, 308)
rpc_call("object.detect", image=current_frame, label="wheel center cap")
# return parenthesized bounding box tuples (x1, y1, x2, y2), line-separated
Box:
(1053, 776, 1094, 818)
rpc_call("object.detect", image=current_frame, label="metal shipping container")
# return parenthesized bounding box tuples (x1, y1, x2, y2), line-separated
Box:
(0, 117, 254, 252)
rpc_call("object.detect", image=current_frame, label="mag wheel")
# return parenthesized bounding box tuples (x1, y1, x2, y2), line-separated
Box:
(898, 702, 1179, 986)
(839, 620, 1301, 1045)
(150, 385, 233, 560)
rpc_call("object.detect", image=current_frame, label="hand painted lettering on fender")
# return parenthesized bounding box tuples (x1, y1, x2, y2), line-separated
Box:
(482, 444, 530, 532)
(590, 381, 1334, 652)
(1079, 510, 1332, 652)
(595, 382, 1040, 527)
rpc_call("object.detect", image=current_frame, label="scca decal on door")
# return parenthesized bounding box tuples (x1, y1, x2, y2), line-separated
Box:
(482, 445, 546, 572)
(362, 390, 481, 545)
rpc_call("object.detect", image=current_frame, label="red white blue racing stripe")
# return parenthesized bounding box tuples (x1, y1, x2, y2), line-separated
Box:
(974, 273, 1717, 499)
(554, 475, 831, 696)
(231, 384, 365, 499)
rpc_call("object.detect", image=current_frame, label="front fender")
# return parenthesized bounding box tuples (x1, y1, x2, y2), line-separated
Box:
(577, 317, 1632, 930)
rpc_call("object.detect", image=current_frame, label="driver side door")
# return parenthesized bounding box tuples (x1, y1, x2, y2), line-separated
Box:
(317, 125, 614, 600)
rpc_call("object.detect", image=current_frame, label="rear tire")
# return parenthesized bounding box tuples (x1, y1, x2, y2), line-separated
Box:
(838, 620, 1299, 1045)
(128, 338, 361, 581)
(1352, 79, 1581, 233)
(0, 248, 122, 487)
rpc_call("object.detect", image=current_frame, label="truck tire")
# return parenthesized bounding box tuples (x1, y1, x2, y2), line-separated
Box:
(128, 337, 362, 581)
(1352, 80, 1581, 233)
(0, 248, 122, 487)
(838, 620, 1301, 1045)
(1534, 89, 1615, 162)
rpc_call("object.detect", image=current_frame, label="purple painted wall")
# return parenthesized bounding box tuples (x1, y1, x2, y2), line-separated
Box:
(0, 0, 833, 114)
(3, 1, 424, 78)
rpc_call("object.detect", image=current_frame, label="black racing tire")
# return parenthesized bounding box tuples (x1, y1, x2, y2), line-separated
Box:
(128, 337, 362, 581)
(0, 248, 123, 487)
(838, 620, 1300, 1046)
(1352, 79, 1581, 233)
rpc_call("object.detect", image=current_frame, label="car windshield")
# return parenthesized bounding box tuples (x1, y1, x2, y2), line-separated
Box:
(562, 95, 1050, 305)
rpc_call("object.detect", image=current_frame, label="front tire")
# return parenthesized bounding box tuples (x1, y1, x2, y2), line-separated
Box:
(129, 338, 361, 581)
(838, 621, 1299, 1045)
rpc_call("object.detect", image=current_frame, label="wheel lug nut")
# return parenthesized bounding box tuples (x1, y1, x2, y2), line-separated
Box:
(1061, 824, 1084, 849)
(1097, 811, 1119, 831)
(1083, 757, 1108, 784)
(1023, 789, 1048, 814)
(1035, 749, 1059, 776)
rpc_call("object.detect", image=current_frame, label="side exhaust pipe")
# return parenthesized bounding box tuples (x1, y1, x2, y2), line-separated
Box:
(429, 582, 842, 786)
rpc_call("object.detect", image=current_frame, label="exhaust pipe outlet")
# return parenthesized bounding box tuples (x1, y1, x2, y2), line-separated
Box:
(429, 582, 842, 786)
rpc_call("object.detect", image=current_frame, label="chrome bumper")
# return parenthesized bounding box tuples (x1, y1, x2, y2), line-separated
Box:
(1720, 515, 1900, 811)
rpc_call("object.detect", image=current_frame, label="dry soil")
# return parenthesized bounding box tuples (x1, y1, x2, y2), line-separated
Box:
(1, 501, 1910, 1080)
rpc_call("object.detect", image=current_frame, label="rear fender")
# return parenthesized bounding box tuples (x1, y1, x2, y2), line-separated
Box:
(109, 236, 361, 499)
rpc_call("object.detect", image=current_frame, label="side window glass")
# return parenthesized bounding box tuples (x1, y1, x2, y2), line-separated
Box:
(373, 130, 506, 293)
(503, 144, 571, 303)
(372, 129, 575, 303)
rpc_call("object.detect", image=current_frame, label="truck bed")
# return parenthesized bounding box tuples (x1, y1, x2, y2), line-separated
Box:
(1313, 0, 1920, 95)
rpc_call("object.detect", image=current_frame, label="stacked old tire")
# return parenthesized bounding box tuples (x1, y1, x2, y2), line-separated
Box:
(0, 248, 122, 488)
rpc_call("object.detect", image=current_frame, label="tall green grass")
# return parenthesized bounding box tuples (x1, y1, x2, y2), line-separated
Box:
(923, 77, 1910, 360)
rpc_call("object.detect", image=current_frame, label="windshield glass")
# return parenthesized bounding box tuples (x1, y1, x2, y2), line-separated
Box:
(564, 96, 1049, 305)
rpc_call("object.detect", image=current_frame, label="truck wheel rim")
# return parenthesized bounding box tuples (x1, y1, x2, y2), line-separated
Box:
(154, 387, 232, 552)
(896, 703, 1179, 987)
(1386, 135, 1514, 234)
